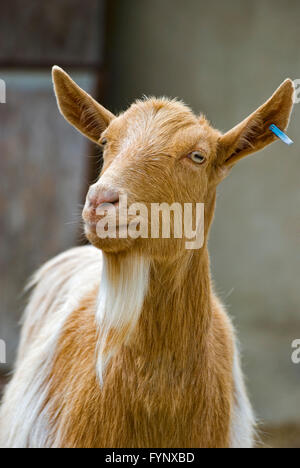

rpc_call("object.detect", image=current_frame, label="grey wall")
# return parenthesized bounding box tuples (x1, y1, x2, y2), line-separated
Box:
(108, 0, 300, 423)
(0, 72, 95, 369)
(0, 0, 106, 371)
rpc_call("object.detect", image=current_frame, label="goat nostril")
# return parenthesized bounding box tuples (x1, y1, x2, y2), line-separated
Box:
(98, 190, 120, 205)
(88, 189, 120, 209)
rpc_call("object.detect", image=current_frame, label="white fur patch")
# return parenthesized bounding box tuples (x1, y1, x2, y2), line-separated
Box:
(96, 254, 150, 383)
(230, 344, 255, 448)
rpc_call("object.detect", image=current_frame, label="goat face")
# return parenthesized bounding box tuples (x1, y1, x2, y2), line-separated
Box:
(83, 99, 220, 257)
(52, 66, 294, 257)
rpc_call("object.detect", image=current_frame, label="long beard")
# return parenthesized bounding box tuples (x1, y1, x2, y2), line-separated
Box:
(96, 253, 150, 384)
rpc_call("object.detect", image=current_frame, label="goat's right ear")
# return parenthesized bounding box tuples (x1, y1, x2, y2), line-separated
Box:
(217, 79, 294, 169)
(52, 66, 115, 143)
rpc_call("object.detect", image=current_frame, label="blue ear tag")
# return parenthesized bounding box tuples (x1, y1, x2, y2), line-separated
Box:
(269, 124, 294, 146)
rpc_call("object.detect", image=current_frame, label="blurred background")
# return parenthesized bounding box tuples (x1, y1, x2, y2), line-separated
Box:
(0, 0, 299, 448)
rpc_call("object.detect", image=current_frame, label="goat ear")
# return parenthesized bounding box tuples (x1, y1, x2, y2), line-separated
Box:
(218, 79, 294, 168)
(52, 66, 115, 143)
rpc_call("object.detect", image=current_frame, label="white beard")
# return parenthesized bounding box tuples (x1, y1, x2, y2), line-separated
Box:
(96, 253, 150, 384)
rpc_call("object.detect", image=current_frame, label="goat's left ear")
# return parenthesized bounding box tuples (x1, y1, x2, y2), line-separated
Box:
(52, 66, 115, 143)
(218, 79, 294, 168)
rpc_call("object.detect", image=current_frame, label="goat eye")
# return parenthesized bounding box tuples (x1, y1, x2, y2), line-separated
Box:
(189, 152, 206, 164)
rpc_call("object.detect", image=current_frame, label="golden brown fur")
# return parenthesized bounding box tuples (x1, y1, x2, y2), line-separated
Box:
(47, 250, 234, 448)
(0, 68, 294, 448)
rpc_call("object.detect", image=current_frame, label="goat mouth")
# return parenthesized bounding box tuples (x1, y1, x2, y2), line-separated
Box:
(84, 219, 130, 236)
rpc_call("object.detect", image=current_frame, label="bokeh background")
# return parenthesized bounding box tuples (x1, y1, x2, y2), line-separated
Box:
(0, 0, 299, 448)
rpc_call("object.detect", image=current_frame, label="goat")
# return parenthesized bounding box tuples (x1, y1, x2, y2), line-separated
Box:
(0, 67, 294, 448)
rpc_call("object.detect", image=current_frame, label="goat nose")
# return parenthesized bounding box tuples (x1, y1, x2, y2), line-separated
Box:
(88, 188, 120, 210)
